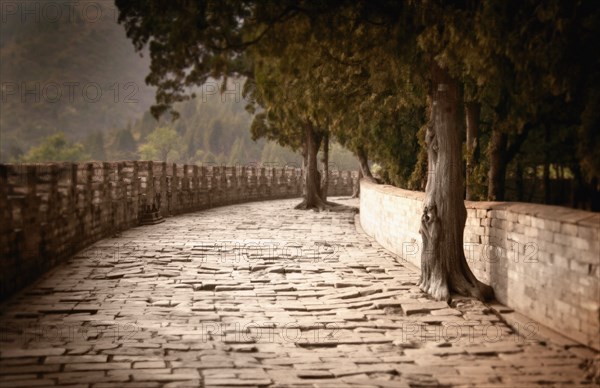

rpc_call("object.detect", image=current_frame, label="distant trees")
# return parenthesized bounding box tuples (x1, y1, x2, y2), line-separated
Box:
(109, 126, 137, 160)
(16, 88, 359, 167)
(20, 133, 89, 162)
(84, 131, 106, 161)
(138, 126, 182, 162)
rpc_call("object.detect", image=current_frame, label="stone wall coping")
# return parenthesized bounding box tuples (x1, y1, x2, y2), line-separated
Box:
(361, 179, 599, 228)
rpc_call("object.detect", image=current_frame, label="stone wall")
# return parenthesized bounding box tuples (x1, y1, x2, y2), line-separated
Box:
(0, 162, 358, 300)
(360, 180, 600, 350)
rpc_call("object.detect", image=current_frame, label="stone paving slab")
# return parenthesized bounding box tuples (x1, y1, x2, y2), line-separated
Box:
(0, 197, 598, 387)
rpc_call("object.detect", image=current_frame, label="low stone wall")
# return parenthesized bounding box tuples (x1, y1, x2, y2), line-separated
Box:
(0, 162, 358, 300)
(360, 180, 600, 350)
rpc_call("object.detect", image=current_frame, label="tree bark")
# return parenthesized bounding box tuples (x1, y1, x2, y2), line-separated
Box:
(301, 145, 308, 198)
(356, 146, 376, 182)
(488, 129, 508, 201)
(465, 102, 480, 200)
(352, 169, 362, 198)
(295, 123, 330, 210)
(543, 125, 551, 204)
(419, 63, 493, 302)
(321, 132, 329, 201)
(516, 160, 524, 201)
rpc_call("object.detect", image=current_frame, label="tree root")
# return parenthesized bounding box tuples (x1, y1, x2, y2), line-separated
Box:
(294, 198, 357, 213)
(451, 256, 495, 301)
(362, 176, 379, 184)
(418, 276, 450, 303)
(451, 275, 494, 302)
(419, 269, 494, 303)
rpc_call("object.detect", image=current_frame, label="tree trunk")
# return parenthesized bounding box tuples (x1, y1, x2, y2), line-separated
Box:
(419, 63, 493, 303)
(488, 129, 508, 201)
(301, 145, 308, 198)
(321, 132, 329, 201)
(352, 169, 362, 198)
(543, 125, 551, 204)
(315, 135, 322, 198)
(295, 123, 329, 210)
(465, 102, 480, 200)
(527, 173, 538, 203)
(516, 160, 524, 201)
(543, 162, 551, 204)
(356, 146, 376, 182)
(488, 122, 531, 201)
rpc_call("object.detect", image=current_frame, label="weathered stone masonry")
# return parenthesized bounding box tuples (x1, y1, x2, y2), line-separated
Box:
(0, 162, 358, 300)
(359, 180, 600, 350)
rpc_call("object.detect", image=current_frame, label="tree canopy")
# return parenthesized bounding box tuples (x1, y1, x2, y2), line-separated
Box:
(116, 0, 599, 209)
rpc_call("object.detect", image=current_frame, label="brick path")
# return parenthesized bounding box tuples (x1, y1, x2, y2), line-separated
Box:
(0, 198, 597, 387)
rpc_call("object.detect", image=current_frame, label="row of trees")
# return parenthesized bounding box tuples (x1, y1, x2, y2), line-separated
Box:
(18, 111, 358, 170)
(116, 0, 600, 301)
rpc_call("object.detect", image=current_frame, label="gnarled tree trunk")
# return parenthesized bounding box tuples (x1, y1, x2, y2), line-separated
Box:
(419, 64, 493, 302)
(356, 146, 376, 182)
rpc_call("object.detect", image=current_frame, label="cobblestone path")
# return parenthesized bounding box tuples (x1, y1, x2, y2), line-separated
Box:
(0, 198, 597, 387)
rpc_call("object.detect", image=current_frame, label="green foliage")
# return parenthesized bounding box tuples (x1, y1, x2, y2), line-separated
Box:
(407, 125, 429, 192)
(20, 133, 90, 162)
(417, 0, 600, 199)
(138, 126, 182, 162)
(108, 1, 600, 208)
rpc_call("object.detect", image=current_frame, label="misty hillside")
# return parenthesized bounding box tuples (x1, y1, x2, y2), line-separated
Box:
(0, 1, 358, 170)
(0, 1, 156, 161)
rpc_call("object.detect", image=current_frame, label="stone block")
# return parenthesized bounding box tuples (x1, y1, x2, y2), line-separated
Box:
(560, 222, 579, 236)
